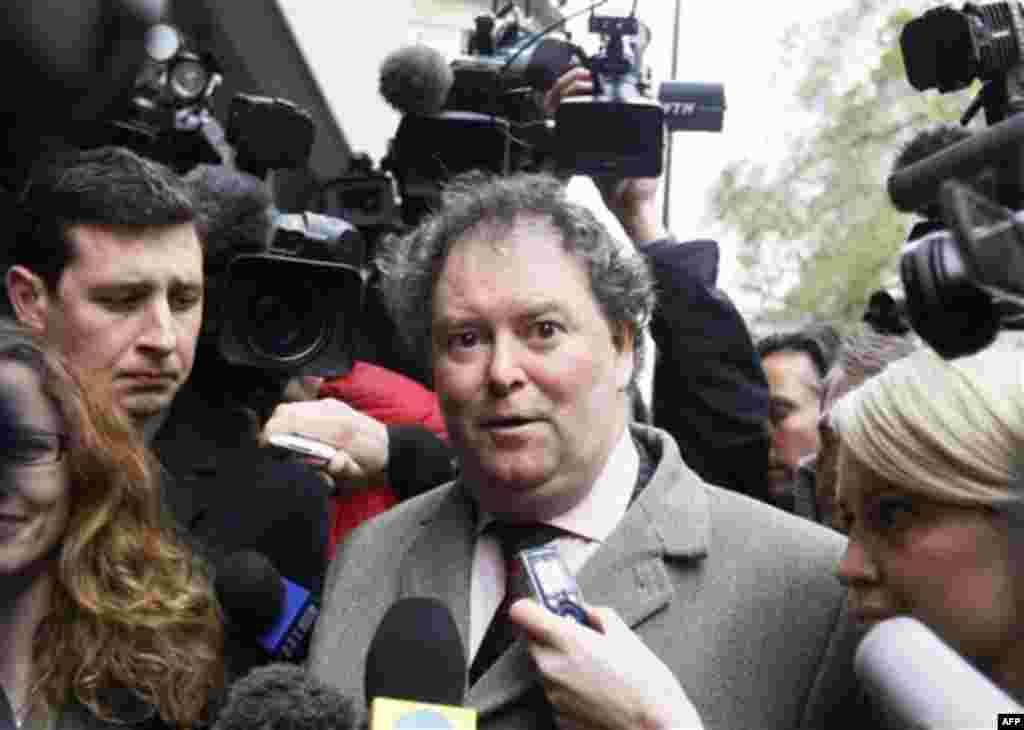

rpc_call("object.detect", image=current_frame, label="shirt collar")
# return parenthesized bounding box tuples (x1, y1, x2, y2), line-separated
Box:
(476, 425, 639, 543)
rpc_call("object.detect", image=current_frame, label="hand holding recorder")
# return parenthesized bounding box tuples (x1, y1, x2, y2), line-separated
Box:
(508, 599, 704, 730)
(262, 398, 390, 489)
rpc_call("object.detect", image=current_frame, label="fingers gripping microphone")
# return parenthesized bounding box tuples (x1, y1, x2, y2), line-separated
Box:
(215, 551, 320, 662)
(855, 617, 1023, 729)
(213, 663, 356, 730)
(365, 597, 477, 729)
(379, 45, 454, 117)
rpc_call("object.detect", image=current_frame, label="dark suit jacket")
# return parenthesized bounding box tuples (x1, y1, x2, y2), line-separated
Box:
(151, 382, 330, 677)
(642, 238, 771, 501)
(308, 424, 874, 730)
(152, 382, 329, 591)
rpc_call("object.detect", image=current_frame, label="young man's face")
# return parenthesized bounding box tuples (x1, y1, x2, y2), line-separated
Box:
(23, 223, 204, 427)
(763, 349, 823, 503)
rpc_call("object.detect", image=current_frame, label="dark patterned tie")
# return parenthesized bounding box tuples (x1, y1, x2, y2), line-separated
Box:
(468, 522, 564, 686)
(467, 434, 655, 686)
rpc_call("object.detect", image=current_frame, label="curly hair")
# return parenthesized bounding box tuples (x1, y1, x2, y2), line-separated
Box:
(375, 172, 656, 387)
(0, 319, 224, 726)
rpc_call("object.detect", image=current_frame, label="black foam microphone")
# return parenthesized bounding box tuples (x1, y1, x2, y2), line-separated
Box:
(364, 597, 477, 729)
(379, 44, 455, 117)
(213, 663, 356, 730)
(215, 551, 319, 662)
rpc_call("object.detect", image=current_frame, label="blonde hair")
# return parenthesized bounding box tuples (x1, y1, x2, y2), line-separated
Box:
(830, 339, 1024, 507)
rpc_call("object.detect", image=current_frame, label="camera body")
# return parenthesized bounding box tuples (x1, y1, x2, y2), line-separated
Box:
(899, 181, 1024, 358)
(901, 2, 1024, 97)
(880, 3, 1024, 357)
(383, 7, 573, 225)
(555, 15, 725, 178)
(82, 23, 225, 173)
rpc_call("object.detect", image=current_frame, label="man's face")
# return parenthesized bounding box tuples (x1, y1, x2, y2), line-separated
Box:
(763, 349, 823, 503)
(38, 223, 203, 426)
(431, 219, 634, 522)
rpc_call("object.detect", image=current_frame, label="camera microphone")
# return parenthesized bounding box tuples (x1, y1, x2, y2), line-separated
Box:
(213, 663, 356, 730)
(887, 113, 1024, 214)
(364, 597, 477, 729)
(215, 551, 320, 663)
(855, 616, 1022, 728)
(379, 44, 455, 117)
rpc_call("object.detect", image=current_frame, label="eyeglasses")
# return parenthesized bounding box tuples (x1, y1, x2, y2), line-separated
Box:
(0, 428, 69, 467)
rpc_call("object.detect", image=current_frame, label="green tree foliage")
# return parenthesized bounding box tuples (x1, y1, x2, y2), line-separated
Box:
(709, 0, 976, 330)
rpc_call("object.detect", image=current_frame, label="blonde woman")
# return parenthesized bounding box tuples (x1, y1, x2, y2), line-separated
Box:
(832, 339, 1024, 701)
(0, 319, 224, 729)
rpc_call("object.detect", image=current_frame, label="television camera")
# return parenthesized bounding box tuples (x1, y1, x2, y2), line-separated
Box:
(380, 0, 725, 224)
(212, 92, 372, 379)
(5, 14, 373, 379)
(874, 1, 1024, 358)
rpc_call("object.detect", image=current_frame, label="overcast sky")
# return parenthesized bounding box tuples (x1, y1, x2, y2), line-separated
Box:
(556, 0, 866, 297)
(667, 0, 861, 293)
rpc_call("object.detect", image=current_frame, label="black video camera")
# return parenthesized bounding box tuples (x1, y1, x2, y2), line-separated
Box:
(902, 3, 1023, 97)
(75, 22, 225, 173)
(555, 13, 725, 178)
(898, 180, 1024, 358)
(218, 211, 368, 377)
(900, 1, 1024, 134)
(878, 2, 1024, 357)
(216, 94, 369, 377)
(383, 4, 573, 225)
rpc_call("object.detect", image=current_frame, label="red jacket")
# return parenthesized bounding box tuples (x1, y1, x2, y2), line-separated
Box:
(318, 361, 447, 557)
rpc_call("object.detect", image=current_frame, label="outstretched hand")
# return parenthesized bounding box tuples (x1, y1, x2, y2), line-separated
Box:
(261, 398, 389, 491)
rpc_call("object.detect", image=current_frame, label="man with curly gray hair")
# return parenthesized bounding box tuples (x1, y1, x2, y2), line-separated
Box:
(309, 170, 883, 730)
(375, 172, 656, 387)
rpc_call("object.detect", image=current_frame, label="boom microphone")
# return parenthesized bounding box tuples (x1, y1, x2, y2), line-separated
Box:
(855, 616, 1023, 729)
(215, 551, 320, 662)
(888, 113, 1024, 213)
(365, 597, 477, 729)
(379, 44, 454, 117)
(213, 663, 356, 730)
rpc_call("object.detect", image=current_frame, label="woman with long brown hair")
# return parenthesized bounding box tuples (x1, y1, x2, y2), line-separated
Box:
(0, 318, 224, 728)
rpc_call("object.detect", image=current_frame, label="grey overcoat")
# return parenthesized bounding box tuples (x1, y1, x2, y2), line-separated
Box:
(308, 424, 876, 730)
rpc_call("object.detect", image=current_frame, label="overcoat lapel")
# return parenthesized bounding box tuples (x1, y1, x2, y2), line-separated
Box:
(398, 481, 478, 661)
(468, 425, 712, 719)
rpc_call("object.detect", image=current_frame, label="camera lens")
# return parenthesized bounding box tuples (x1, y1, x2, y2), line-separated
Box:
(901, 232, 999, 358)
(169, 59, 209, 100)
(220, 254, 362, 376)
(245, 289, 331, 363)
